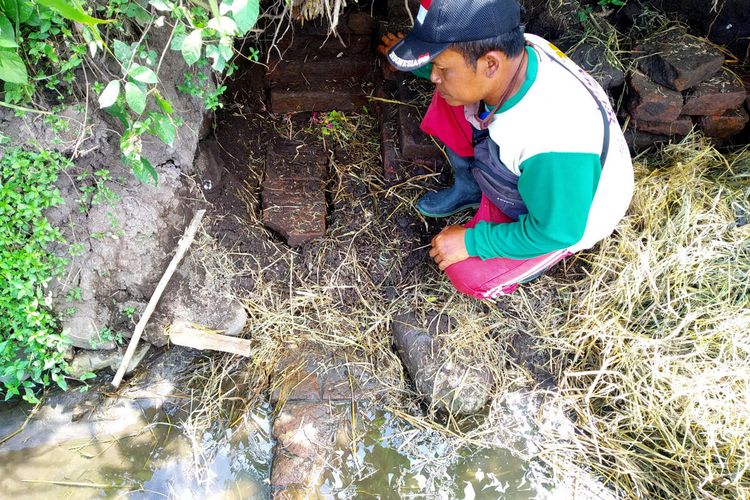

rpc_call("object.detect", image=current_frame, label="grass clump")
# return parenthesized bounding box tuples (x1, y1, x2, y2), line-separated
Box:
(0, 147, 71, 403)
(527, 136, 750, 498)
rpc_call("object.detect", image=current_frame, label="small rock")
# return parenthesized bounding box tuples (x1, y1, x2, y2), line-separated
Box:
(627, 71, 683, 122)
(391, 313, 493, 415)
(682, 68, 747, 116)
(700, 107, 750, 139)
(637, 31, 724, 91)
(67, 344, 150, 379)
(632, 115, 694, 136)
(569, 43, 625, 91)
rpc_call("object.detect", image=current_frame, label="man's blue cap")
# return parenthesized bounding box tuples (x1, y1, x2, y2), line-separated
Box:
(387, 0, 521, 71)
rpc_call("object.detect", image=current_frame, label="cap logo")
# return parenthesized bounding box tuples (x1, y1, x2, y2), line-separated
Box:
(416, 0, 432, 24)
(389, 50, 431, 69)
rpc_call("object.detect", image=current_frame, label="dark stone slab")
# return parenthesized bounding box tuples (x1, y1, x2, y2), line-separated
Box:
(700, 107, 750, 139)
(266, 57, 372, 86)
(636, 31, 724, 92)
(568, 42, 625, 91)
(626, 71, 683, 122)
(275, 32, 373, 59)
(269, 81, 369, 113)
(265, 141, 328, 181)
(682, 68, 747, 116)
(633, 115, 694, 136)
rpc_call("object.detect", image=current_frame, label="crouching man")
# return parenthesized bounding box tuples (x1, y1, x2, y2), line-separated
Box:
(387, 0, 634, 299)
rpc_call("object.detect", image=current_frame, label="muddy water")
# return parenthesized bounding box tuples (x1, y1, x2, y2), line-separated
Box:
(0, 400, 556, 499)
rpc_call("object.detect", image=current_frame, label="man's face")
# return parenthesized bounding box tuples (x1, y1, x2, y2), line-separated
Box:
(428, 48, 489, 106)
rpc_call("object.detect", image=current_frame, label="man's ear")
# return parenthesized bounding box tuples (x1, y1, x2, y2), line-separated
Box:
(483, 51, 504, 78)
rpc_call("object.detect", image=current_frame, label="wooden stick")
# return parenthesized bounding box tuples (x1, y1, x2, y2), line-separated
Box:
(111, 209, 206, 388)
(168, 320, 253, 357)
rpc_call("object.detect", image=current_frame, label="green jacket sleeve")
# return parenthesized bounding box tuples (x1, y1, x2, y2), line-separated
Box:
(464, 152, 601, 259)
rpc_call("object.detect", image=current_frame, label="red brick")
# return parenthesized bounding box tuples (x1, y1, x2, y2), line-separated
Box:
(262, 194, 326, 246)
(637, 32, 724, 91)
(700, 107, 750, 139)
(682, 68, 746, 116)
(269, 81, 369, 113)
(633, 115, 694, 136)
(627, 72, 683, 122)
(265, 142, 328, 181)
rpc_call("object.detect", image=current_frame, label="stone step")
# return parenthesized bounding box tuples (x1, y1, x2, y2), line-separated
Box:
(274, 31, 373, 60)
(266, 57, 372, 85)
(262, 139, 328, 246)
(269, 80, 370, 113)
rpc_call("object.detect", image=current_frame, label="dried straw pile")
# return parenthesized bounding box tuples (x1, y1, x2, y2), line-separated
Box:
(527, 136, 750, 498)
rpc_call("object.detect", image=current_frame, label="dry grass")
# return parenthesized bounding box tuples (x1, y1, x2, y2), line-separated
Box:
(179, 99, 749, 498)
(519, 135, 750, 498)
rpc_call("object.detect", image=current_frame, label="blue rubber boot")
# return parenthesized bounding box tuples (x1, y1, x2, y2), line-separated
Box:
(417, 149, 481, 218)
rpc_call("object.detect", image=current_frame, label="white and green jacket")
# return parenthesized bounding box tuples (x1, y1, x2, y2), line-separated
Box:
(461, 34, 634, 260)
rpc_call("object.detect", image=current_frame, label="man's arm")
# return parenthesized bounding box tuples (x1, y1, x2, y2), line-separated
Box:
(464, 152, 602, 259)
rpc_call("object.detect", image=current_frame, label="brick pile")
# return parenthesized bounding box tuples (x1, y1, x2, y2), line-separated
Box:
(626, 30, 749, 143)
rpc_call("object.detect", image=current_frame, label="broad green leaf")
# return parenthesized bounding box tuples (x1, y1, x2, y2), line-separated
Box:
(207, 16, 237, 36)
(98, 80, 120, 108)
(219, 0, 232, 15)
(129, 64, 158, 84)
(129, 157, 158, 184)
(1, 0, 33, 24)
(231, 0, 259, 34)
(113, 40, 133, 65)
(125, 82, 146, 114)
(205, 44, 226, 72)
(170, 24, 186, 51)
(154, 90, 173, 114)
(149, 0, 174, 11)
(105, 100, 129, 126)
(0, 14, 17, 48)
(181, 29, 202, 65)
(0, 49, 27, 84)
(148, 112, 176, 146)
(35, 0, 112, 25)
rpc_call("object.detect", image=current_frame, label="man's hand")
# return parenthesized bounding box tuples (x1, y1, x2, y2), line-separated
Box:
(377, 32, 404, 73)
(429, 225, 470, 271)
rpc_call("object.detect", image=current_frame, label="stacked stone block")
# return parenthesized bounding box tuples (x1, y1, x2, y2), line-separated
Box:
(627, 31, 749, 142)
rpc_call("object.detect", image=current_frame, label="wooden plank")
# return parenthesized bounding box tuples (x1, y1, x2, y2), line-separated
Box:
(169, 321, 253, 357)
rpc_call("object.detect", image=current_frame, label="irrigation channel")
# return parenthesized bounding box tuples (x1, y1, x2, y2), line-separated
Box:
(2, 12, 618, 500)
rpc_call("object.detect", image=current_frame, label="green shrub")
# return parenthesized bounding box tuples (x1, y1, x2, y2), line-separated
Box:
(0, 147, 70, 403)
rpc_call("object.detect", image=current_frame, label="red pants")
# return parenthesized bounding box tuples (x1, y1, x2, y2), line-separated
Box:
(421, 93, 570, 299)
(445, 196, 571, 299)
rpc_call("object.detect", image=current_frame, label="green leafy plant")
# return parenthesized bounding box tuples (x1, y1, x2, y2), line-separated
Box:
(95, 0, 260, 183)
(0, 0, 109, 97)
(0, 147, 71, 403)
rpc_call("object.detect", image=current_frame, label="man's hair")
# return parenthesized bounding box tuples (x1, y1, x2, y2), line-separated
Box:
(450, 25, 526, 69)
